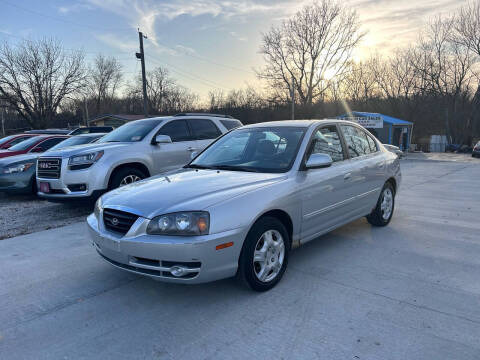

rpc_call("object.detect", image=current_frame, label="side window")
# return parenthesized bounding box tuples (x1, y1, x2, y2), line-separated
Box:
(366, 134, 378, 153)
(33, 138, 65, 151)
(220, 119, 242, 130)
(157, 120, 191, 142)
(188, 119, 222, 140)
(311, 125, 344, 162)
(340, 125, 371, 158)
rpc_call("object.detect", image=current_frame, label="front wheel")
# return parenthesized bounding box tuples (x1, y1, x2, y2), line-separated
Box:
(367, 182, 395, 227)
(237, 217, 290, 292)
(109, 167, 146, 190)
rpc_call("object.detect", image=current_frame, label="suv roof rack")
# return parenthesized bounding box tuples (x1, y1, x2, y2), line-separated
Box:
(174, 113, 234, 119)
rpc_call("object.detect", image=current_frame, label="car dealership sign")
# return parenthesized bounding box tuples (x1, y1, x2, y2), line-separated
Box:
(344, 116, 383, 128)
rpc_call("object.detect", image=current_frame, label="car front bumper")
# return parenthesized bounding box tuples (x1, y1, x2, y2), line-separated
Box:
(87, 213, 246, 284)
(0, 170, 34, 194)
(37, 159, 107, 199)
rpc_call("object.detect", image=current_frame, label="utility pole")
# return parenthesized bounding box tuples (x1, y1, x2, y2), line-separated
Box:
(1, 107, 5, 137)
(0, 101, 6, 136)
(291, 75, 295, 120)
(136, 30, 148, 117)
(84, 97, 89, 126)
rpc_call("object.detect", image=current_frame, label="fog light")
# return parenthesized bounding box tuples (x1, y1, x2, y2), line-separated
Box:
(170, 265, 187, 277)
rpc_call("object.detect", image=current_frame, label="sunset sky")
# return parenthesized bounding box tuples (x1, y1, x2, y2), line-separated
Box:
(0, 0, 468, 99)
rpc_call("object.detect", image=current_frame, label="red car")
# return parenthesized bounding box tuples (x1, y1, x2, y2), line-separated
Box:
(0, 135, 69, 158)
(0, 134, 38, 149)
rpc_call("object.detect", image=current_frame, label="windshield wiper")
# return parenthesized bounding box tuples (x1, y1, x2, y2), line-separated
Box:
(210, 165, 259, 173)
(184, 164, 212, 170)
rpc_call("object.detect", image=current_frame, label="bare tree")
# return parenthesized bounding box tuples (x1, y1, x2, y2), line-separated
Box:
(257, 0, 365, 107)
(0, 39, 86, 129)
(128, 66, 198, 114)
(89, 54, 122, 114)
(146, 67, 175, 113)
(452, 1, 480, 139)
(412, 16, 476, 142)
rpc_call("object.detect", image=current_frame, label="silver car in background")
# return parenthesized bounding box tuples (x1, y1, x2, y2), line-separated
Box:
(37, 114, 242, 200)
(88, 119, 401, 291)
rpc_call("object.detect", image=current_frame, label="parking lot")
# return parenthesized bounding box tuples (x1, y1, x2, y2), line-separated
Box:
(1, 154, 479, 359)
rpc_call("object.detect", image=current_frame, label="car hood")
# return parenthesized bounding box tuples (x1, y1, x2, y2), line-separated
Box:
(101, 168, 287, 218)
(43, 142, 132, 157)
(0, 153, 38, 167)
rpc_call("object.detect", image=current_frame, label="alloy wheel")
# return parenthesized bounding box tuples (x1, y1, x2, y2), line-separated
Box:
(119, 174, 142, 187)
(380, 188, 393, 220)
(253, 229, 285, 283)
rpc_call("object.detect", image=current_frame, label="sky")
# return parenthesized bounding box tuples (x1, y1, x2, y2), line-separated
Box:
(0, 0, 468, 100)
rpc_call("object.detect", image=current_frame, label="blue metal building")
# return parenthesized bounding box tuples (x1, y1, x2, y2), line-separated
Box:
(337, 111, 413, 151)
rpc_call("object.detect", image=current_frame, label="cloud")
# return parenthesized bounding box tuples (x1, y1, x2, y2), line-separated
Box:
(95, 33, 138, 53)
(229, 31, 247, 42)
(57, 3, 94, 14)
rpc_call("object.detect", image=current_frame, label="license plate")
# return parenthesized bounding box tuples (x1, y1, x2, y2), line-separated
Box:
(39, 182, 50, 193)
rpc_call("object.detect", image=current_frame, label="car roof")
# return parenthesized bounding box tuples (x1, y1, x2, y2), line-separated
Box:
(242, 119, 356, 129)
(74, 132, 107, 137)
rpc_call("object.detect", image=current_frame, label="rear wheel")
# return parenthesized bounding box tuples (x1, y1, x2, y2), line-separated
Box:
(237, 217, 290, 291)
(367, 182, 395, 227)
(109, 167, 146, 190)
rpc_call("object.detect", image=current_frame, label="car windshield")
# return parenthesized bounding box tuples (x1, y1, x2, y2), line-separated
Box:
(98, 119, 163, 143)
(188, 126, 306, 173)
(0, 135, 15, 145)
(47, 135, 100, 151)
(8, 136, 40, 151)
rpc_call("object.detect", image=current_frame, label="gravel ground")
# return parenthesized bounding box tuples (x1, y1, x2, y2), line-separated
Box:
(0, 193, 92, 240)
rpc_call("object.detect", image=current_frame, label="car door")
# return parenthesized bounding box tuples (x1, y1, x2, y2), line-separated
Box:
(299, 124, 356, 242)
(339, 124, 382, 215)
(187, 119, 223, 152)
(150, 119, 197, 174)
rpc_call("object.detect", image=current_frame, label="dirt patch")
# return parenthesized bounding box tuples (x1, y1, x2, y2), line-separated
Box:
(0, 193, 92, 240)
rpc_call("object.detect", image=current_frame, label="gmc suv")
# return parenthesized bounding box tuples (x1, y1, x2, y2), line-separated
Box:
(36, 114, 242, 200)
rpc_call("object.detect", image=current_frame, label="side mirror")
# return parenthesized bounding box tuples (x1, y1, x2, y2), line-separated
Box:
(152, 135, 172, 145)
(190, 151, 198, 160)
(305, 153, 333, 169)
(30, 147, 44, 153)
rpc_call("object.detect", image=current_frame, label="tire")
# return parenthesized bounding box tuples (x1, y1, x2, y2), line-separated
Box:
(237, 217, 290, 292)
(109, 167, 146, 190)
(367, 182, 395, 227)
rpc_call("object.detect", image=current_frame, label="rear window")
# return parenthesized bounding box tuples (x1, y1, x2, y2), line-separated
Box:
(188, 119, 222, 140)
(220, 119, 243, 130)
(8, 136, 41, 151)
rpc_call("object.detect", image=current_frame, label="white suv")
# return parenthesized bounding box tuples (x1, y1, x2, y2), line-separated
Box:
(36, 114, 242, 200)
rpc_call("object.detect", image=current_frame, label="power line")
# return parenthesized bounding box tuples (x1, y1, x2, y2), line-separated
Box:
(154, 38, 256, 75)
(146, 54, 232, 91)
(0, 31, 135, 60)
(0, 0, 132, 32)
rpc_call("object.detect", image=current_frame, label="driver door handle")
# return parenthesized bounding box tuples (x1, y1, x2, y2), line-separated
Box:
(344, 172, 352, 180)
(187, 147, 197, 152)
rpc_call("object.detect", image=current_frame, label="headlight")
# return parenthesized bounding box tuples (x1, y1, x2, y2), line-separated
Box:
(69, 151, 104, 170)
(2, 162, 34, 174)
(147, 211, 209, 236)
(94, 197, 102, 219)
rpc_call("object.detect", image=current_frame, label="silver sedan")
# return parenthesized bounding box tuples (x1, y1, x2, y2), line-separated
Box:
(87, 119, 401, 291)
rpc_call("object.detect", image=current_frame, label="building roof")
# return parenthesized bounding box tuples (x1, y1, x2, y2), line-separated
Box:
(337, 111, 413, 125)
(88, 114, 148, 125)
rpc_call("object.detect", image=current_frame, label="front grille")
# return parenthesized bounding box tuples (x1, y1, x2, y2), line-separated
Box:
(103, 208, 139, 235)
(37, 158, 62, 179)
(95, 249, 200, 279)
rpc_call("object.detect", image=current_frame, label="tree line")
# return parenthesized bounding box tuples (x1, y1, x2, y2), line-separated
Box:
(1, 0, 480, 145)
